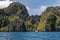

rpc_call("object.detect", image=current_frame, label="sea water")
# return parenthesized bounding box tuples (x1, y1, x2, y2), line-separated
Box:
(0, 32, 60, 40)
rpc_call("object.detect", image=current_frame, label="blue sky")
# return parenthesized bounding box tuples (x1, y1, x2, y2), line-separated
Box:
(1, 0, 60, 15)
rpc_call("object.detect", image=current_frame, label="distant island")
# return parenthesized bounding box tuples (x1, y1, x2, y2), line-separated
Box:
(0, 2, 60, 32)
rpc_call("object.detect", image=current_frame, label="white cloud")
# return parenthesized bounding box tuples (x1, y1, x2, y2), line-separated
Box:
(0, 0, 9, 1)
(26, 6, 47, 15)
(26, 6, 31, 11)
(40, 6, 47, 12)
(0, 1, 12, 9)
(5, 0, 9, 1)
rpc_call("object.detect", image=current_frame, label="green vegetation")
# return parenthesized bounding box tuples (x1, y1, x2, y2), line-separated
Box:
(0, 2, 60, 32)
(38, 6, 60, 32)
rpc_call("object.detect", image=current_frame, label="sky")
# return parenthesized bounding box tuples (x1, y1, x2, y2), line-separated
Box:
(0, 0, 60, 15)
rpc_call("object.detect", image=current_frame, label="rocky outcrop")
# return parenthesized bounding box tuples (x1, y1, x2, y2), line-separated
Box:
(0, 2, 60, 32)
(0, 2, 29, 32)
(38, 6, 60, 32)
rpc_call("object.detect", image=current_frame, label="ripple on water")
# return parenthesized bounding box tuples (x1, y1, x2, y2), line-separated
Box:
(0, 32, 59, 40)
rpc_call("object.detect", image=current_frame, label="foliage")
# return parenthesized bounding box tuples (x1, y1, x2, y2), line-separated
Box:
(0, 2, 60, 32)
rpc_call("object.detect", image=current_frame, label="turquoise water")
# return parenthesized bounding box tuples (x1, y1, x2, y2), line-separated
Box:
(0, 32, 60, 40)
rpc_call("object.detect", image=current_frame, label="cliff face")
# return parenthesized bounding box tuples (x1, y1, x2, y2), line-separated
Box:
(38, 6, 60, 32)
(0, 2, 29, 32)
(25, 15, 40, 32)
(4, 2, 29, 21)
(0, 2, 40, 32)
(0, 2, 60, 32)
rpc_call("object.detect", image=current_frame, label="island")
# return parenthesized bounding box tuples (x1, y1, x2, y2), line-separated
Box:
(0, 2, 60, 32)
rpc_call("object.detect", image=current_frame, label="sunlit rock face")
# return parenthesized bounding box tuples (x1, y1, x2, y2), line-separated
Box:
(0, 2, 29, 32)
(38, 6, 60, 32)
(0, 1, 60, 32)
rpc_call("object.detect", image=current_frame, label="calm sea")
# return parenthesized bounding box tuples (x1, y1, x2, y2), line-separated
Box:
(0, 32, 60, 40)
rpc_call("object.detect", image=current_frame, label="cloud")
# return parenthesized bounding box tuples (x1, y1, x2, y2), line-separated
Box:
(0, 0, 9, 1)
(5, 0, 9, 1)
(40, 6, 47, 11)
(26, 0, 60, 15)
(0, 1, 12, 9)
(26, 6, 47, 15)
(26, 6, 31, 11)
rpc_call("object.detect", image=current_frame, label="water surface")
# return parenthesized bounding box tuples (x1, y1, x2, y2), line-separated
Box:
(0, 32, 60, 40)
